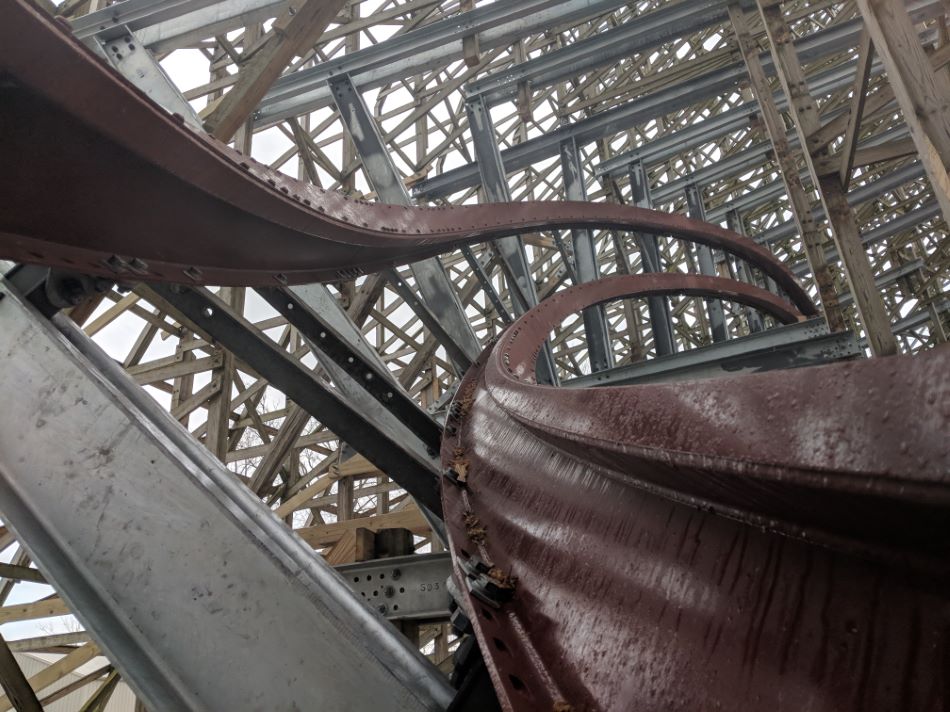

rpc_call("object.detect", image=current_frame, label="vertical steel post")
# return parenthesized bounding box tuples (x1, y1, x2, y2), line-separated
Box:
(466, 94, 557, 384)
(684, 182, 728, 342)
(329, 74, 481, 371)
(628, 160, 676, 355)
(559, 136, 613, 371)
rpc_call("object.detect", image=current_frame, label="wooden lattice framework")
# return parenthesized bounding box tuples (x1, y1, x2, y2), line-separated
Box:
(0, 0, 947, 708)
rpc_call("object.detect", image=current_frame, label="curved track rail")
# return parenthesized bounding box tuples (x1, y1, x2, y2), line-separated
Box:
(2, 0, 811, 316)
(3, 3, 949, 710)
(441, 273, 950, 712)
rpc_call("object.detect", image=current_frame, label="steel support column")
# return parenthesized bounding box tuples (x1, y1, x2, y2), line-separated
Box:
(90, 29, 202, 129)
(328, 74, 481, 371)
(725, 209, 766, 333)
(0, 279, 453, 712)
(684, 183, 728, 342)
(466, 94, 557, 384)
(559, 136, 612, 371)
(148, 283, 444, 516)
(628, 160, 675, 355)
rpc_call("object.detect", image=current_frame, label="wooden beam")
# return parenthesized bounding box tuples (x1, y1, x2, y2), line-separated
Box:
(324, 527, 375, 565)
(248, 404, 310, 494)
(288, 119, 321, 186)
(127, 353, 223, 385)
(76, 669, 119, 712)
(0, 643, 100, 712)
(295, 508, 428, 548)
(83, 292, 140, 337)
(0, 633, 42, 712)
(728, 4, 845, 331)
(203, 0, 350, 141)
(814, 137, 918, 175)
(839, 29, 874, 187)
(205, 288, 244, 460)
(855, 0, 950, 225)
(756, 0, 898, 356)
(169, 375, 223, 422)
(37, 665, 111, 708)
(461, 0, 480, 68)
(7, 633, 90, 654)
(0, 564, 45, 585)
(275, 472, 332, 518)
(807, 42, 950, 151)
(0, 598, 71, 624)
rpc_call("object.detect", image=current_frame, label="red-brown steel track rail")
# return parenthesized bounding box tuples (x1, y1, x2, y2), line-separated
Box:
(441, 274, 950, 712)
(2, 0, 811, 316)
(4, 2, 950, 711)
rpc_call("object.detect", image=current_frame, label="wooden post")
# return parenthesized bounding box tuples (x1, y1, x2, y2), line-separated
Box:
(203, 0, 349, 141)
(854, 0, 950, 226)
(755, 0, 898, 356)
(728, 4, 845, 332)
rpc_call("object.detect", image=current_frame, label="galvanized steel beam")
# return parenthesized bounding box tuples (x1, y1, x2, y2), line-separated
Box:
(564, 318, 859, 387)
(559, 136, 613, 371)
(0, 279, 454, 712)
(628, 160, 676, 355)
(328, 74, 482, 369)
(253, 0, 634, 127)
(149, 283, 445, 516)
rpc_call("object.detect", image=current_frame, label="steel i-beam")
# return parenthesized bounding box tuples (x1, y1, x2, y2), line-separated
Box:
(628, 159, 676, 355)
(559, 136, 613, 371)
(0, 279, 453, 712)
(328, 74, 481, 373)
(685, 182, 729, 342)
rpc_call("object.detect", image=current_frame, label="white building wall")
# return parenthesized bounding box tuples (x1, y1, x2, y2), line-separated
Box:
(13, 653, 136, 712)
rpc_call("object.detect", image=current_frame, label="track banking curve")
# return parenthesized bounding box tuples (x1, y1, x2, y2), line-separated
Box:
(441, 274, 950, 712)
(3, 3, 949, 712)
(2, 0, 811, 319)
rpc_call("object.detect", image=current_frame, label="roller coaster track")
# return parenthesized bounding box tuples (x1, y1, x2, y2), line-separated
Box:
(1, 2, 948, 711)
(1, 0, 813, 313)
(442, 273, 949, 711)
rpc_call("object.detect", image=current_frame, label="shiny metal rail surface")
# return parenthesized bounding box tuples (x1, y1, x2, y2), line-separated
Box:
(1, 0, 811, 319)
(441, 274, 950, 712)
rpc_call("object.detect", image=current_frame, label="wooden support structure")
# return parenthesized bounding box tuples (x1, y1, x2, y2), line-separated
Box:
(203, 0, 349, 141)
(248, 404, 310, 494)
(295, 508, 430, 548)
(0, 599, 71, 624)
(461, 0, 480, 68)
(839, 29, 874, 187)
(728, 3, 845, 332)
(2, 0, 949, 706)
(755, 0, 899, 356)
(854, 0, 950, 226)
(0, 643, 100, 712)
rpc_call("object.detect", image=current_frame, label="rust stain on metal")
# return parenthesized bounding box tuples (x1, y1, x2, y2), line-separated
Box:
(486, 566, 516, 590)
(463, 511, 487, 546)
